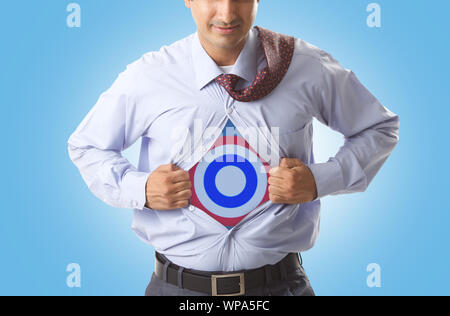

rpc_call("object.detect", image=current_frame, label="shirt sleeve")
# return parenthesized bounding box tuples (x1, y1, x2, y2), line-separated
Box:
(306, 51, 400, 200)
(67, 64, 151, 210)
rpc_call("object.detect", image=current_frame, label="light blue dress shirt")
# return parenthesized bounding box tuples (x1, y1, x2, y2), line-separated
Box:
(67, 26, 399, 271)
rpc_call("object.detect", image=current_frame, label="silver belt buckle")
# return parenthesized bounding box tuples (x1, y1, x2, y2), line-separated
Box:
(211, 273, 245, 296)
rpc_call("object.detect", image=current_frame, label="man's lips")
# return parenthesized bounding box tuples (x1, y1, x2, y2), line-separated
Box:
(213, 25, 240, 34)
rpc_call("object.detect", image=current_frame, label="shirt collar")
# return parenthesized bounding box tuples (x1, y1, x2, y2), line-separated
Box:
(191, 27, 259, 90)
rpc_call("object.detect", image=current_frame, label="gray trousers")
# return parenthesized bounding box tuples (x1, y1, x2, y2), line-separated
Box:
(145, 261, 315, 296)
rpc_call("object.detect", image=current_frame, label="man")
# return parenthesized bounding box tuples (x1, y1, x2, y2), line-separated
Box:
(68, 0, 399, 296)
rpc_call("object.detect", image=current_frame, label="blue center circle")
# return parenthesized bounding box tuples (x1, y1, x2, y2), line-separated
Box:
(203, 154, 257, 208)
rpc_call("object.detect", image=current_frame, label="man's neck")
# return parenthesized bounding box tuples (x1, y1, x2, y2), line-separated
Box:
(198, 33, 248, 67)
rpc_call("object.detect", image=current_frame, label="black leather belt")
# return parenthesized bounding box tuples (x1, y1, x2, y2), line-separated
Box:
(154, 252, 302, 296)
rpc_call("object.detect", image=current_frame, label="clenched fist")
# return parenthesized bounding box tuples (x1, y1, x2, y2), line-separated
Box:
(145, 164, 192, 210)
(268, 158, 318, 204)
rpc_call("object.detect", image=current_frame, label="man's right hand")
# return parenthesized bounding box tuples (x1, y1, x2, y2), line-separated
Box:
(145, 164, 192, 210)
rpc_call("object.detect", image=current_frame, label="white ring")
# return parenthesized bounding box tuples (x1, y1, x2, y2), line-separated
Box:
(194, 144, 268, 219)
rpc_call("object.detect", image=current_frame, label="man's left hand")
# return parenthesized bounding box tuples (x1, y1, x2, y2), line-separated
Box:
(268, 158, 318, 204)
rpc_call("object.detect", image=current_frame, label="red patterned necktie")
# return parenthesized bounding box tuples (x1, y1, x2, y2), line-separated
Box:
(215, 26, 295, 102)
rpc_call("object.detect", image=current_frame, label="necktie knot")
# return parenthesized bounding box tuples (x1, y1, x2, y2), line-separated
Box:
(215, 73, 241, 91)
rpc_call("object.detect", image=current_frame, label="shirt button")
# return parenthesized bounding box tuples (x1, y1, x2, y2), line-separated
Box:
(131, 201, 138, 208)
(227, 108, 234, 115)
(189, 205, 195, 212)
(202, 146, 209, 153)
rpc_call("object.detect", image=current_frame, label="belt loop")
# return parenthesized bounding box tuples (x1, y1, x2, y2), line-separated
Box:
(264, 266, 273, 286)
(279, 259, 288, 281)
(162, 261, 170, 282)
(298, 252, 303, 266)
(177, 267, 185, 288)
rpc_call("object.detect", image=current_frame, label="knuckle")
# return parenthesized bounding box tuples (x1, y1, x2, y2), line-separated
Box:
(162, 186, 172, 195)
(269, 194, 279, 203)
(156, 165, 164, 171)
(160, 164, 172, 171)
(177, 200, 189, 208)
(179, 190, 188, 199)
(175, 170, 184, 177)
(168, 164, 178, 171)
(287, 172, 295, 181)
(162, 176, 171, 186)
(287, 181, 296, 191)
(270, 167, 279, 175)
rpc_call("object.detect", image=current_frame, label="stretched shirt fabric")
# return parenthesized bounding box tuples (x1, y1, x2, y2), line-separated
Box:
(67, 26, 400, 272)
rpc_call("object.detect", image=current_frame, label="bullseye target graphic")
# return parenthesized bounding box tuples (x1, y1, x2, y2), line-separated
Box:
(188, 120, 271, 228)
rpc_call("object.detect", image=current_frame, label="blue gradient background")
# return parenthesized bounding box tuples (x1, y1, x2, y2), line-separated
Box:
(0, 0, 448, 296)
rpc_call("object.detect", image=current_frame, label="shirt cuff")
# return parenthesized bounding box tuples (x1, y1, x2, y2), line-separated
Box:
(120, 170, 151, 210)
(307, 159, 345, 200)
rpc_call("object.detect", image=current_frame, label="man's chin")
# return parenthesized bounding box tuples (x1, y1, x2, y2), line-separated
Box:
(210, 34, 243, 49)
